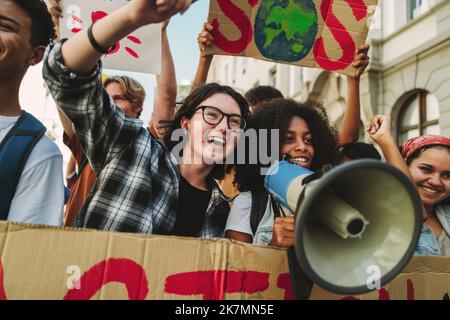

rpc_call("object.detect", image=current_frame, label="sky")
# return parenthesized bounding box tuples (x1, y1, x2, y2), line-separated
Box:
(19, 1, 210, 170)
(105, 0, 210, 123)
(167, 0, 210, 82)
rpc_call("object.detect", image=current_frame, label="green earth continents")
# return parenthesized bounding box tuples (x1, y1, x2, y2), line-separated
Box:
(254, 0, 318, 62)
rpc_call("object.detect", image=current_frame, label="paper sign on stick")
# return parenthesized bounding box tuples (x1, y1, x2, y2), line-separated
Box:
(207, 0, 379, 76)
(60, 0, 161, 74)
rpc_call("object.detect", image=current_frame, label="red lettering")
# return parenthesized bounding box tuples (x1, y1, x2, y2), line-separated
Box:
(211, 0, 254, 54)
(378, 279, 415, 300)
(71, 15, 83, 24)
(165, 270, 269, 300)
(407, 279, 415, 300)
(64, 258, 149, 300)
(342, 296, 360, 300)
(345, 0, 369, 21)
(343, 279, 415, 301)
(277, 273, 294, 300)
(313, 0, 368, 71)
(0, 261, 6, 300)
(378, 288, 390, 300)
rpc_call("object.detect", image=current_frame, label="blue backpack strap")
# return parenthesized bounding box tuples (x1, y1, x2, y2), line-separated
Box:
(0, 112, 46, 220)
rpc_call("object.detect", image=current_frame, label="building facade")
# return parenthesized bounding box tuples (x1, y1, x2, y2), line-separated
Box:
(207, 0, 450, 143)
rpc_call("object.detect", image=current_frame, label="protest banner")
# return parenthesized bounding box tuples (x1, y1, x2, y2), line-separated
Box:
(60, 0, 161, 74)
(207, 0, 379, 76)
(0, 221, 449, 300)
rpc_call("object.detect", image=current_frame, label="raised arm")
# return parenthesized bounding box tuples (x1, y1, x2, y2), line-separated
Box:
(56, 107, 75, 138)
(48, 0, 62, 40)
(191, 22, 214, 92)
(43, 1, 191, 173)
(151, 20, 177, 139)
(338, 44, 370, 146)
(60, 0, 191, 75)
(367, 115, 413, 180)
(367, 115, 428, 219)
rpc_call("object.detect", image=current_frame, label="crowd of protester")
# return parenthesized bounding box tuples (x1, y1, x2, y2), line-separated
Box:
(0, 0, 449, 257)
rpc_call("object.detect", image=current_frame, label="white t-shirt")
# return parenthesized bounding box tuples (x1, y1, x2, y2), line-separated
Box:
(225, 191, 275, 246)
(225, 191, 253, 236)
(0, 115, 64, 226)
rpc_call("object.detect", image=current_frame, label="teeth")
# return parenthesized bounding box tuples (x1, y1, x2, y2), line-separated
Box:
(292, 157, 308, 163)
(422, 186, 439, 194)
(207, 136, 225, 146)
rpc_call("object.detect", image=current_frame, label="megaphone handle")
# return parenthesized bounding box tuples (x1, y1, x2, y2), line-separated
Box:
(287, 247, 313, 300)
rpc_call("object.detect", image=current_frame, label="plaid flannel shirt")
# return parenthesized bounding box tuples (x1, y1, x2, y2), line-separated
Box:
(43, 41, 230, 238)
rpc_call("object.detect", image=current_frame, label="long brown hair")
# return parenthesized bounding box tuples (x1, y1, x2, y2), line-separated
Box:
(163, 83, 249, 180)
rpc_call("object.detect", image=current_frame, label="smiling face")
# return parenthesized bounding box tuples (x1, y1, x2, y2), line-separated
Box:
(181, 93, 242, 165)
(280, 116, 315, 169)
(0, 1, 39, 84)
(408, 146, 450, 210)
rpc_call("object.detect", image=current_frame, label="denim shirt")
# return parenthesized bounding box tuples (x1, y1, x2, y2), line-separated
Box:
(253, 197, 276, 246)
(415, 204, 450, 256)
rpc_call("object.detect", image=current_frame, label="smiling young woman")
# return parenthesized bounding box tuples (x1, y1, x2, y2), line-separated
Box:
(225, 98, 339, 247)
(42, 1, 252, 238)
(401, 136, 450, 256)
(368, 115, 450, 256)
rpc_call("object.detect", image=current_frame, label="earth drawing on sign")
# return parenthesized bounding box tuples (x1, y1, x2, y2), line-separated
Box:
(254, 0, 318, 62)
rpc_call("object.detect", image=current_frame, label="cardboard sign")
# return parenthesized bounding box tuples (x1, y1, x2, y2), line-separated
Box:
(310, 256, 450, 300)
(60, 0, 161, 74)
(207, 0, 379, 76)
(0, 221, 449, 300)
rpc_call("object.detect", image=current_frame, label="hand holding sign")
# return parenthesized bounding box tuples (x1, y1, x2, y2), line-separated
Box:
(60, 0, 187, 74)
(48, 0, 62, 38)
(352, 44, 370, 79)
(127, 0, 192, 26)
(48, 0, 63, 19)
(197, 22, 215, 57)
(207, 0, 378, 76)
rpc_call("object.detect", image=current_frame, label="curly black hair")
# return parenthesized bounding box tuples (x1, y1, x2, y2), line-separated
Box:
(234, 98, 340, 192)
(13, 0, 56, 47)
(245, 86, 283, 109)
(163, 83, 249, 180)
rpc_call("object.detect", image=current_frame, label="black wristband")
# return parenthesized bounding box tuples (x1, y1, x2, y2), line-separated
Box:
(87, 23, 114, 54)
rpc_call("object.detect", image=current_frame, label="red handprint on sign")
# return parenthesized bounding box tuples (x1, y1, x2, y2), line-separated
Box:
(70, 10, 142, 58)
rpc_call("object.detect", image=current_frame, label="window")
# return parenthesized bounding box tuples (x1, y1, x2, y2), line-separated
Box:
(407, 0, 434, 21)
(397, 91, 440, 144)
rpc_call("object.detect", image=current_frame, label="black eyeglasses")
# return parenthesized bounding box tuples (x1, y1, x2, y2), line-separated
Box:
(194, 105, 246, 131)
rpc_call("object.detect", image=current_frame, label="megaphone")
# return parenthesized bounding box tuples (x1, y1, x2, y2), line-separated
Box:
(264, 159, 422, 296)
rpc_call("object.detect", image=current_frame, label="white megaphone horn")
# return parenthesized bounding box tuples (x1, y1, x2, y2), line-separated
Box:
(264, 159, 422, 296)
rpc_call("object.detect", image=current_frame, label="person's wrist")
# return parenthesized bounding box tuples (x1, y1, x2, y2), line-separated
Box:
(348, 73, 361, 83)
(200, 54, 213, 61)
(87, 23, 112, 54)
(125, 4, 149, 29)
(376, 134, 395, 147)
